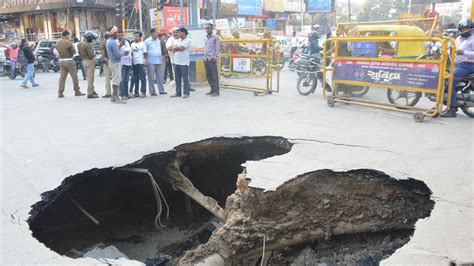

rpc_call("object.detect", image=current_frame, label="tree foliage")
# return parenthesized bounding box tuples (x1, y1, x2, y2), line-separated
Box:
(357, 0, 407, 22)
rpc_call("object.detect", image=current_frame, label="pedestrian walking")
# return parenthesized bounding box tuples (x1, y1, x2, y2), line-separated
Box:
(19, 39, 39, 89)
(56, 31, 84, 98)
(73, 37, 87, 80)
(129, 31, 147, 98)
(0, 42, 19, 78)
(100, 34, 112, 98)
(204, 23, 220, 97)
(170, 27, 192, 98)
(118, 30, 132, 100)
(78, 31, 99, 98)
(145, 29, 168, 96)
(105, 26, 125, 104)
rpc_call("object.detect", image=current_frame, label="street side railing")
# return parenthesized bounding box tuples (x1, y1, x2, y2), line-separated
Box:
(322, 35, 456, 122)
(219, 38, 281, 96)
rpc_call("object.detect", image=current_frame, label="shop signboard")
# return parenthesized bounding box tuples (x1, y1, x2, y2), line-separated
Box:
(264, 0, 284, 12)
(238, 0, 263, 16)
(266, 19, 276, 30)
(149, 8, 164, 30)
(163, 6, 188, 32)
(307, 0, 333, 13)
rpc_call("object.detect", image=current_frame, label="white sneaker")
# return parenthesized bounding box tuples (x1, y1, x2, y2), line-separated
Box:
(140, 93, 146, 98)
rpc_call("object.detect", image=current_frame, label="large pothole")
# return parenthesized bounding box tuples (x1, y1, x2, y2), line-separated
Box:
(28, 136, 434, 265)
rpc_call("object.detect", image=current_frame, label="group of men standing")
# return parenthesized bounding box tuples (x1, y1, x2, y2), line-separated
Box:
(55, 23, 220, 103)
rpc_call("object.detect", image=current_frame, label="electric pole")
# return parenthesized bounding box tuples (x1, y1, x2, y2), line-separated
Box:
(348, 0, 351, 22)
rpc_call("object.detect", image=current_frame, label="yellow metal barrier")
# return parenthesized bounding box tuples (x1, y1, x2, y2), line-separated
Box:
(219, 38, 281, 96)
(322, 21, 456, 122)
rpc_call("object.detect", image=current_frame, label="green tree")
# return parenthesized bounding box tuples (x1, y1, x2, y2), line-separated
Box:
(357, 0, 407, 22)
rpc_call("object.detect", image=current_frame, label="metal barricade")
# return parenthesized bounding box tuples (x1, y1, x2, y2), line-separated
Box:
(322, 19, 455, 122)
(219, 38, 281, 96)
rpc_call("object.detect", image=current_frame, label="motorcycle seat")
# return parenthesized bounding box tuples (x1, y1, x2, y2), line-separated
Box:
(462, 73, 474, 81)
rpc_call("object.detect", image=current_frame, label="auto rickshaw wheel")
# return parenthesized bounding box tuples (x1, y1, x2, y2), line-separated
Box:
(327, 98, 336, 107)
(414, 112, 425, 123)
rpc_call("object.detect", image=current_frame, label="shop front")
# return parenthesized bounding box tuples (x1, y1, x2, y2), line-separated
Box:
(0, 0, 114, 41)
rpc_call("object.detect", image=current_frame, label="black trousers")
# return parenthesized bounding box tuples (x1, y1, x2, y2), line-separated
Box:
(164, 60, 174, 81)
(204, 59, 219, 94)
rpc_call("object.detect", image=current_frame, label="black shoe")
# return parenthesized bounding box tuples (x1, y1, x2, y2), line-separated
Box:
(206, 92, 213, 95)
(171, 94, 181, 98)
(134, 93, 140, 98)
(159, 91, 168, 95)
(190, 88, 196, 92)
(32, 84, 39, 87)
(151, 93, 158, 96)
(440, 109, 457, 118)
(92, 91, 98, 96)
(87, 94, 99, 99)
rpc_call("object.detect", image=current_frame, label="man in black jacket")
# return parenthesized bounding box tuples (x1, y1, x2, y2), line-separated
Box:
(19, 39, 38, 88)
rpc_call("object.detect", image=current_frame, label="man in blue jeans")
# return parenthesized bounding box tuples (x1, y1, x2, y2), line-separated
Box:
(441, 19, 474, 118)
(170, 28, 192, 98)
(19, 39, 38, 88)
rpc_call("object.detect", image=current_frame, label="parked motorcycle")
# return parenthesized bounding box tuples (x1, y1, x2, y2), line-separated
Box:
(296, 56, 322, 95)
(387, 74, 474, 118)
(36, 55, 50, 72)
(1, 61, 26, 79)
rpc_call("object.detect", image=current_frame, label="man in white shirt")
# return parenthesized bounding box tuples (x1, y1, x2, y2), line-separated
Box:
(290, 31, 299, 57)
(166, 27, 179, 67)
(117, 31, 132, 100)
(131, 31, 148, 98)
(170, 27, 192, 98)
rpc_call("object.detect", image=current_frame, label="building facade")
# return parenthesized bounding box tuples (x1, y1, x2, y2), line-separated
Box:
(0, 0, 115, 41)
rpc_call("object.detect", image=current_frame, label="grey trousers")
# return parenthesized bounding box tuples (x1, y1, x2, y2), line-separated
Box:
(147, 64, 165, 94)
(204, 59, 220, 94)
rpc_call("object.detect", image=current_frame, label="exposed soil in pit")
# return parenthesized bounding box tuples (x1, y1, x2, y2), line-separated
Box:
(27, 136, 293, 263)
(27, 136, 435, 265)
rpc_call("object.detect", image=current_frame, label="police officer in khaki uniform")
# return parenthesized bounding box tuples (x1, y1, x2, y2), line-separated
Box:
(78, 31, 98, 98)
(56, 30, 85, 98)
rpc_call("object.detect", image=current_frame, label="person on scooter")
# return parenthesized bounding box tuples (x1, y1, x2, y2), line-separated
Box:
(0, 42, 19, 78)
(309, 31, 322, 55)
(441, 19, 474, 118)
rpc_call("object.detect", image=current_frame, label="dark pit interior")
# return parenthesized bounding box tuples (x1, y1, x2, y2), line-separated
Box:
(28, 136, 293, 262)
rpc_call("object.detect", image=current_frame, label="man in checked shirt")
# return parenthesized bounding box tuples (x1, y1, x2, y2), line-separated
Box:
(441, 19, 474, 118)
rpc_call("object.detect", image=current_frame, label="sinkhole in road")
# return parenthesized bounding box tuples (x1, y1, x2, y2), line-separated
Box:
(28, 136, 434, 265)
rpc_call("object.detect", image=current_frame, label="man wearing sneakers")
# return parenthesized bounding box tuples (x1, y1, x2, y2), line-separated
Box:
(105, 26, 125, 104)
(145, 28, 168, 96)
(19, 39, 39, 89)
(56, 31, 85, 98)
